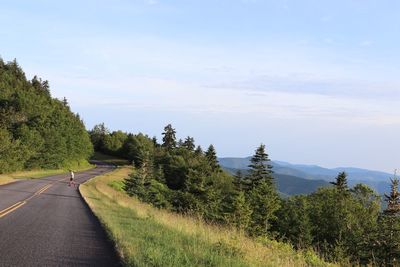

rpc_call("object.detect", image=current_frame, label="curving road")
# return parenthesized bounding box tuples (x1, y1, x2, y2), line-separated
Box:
(0, 165, 121, 267)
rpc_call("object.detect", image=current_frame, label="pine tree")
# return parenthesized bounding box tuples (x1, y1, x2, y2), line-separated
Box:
(62, 97, 69, 107)
(245, 144, 273, 190)
(330, 171, 349, 192)
(194, 145, 203, 156)
(123, 158, 153, 200)
(205, 144, 221, 172)
(183, 169, 208, 213)
(183, 136, 195, 151)
(375, 174, 400, 266)
(233, 170, 244, 192)
(384, 176, 400, 216)
(245, 144, 280, 236)
(248, 180, 280, 236)
(161, 124, 176, 150)
(230, 191, 252, 232)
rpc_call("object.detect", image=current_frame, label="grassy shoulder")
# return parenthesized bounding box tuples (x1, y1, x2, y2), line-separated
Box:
(0, 160, 94, 185)
(80, 166, 334, 267)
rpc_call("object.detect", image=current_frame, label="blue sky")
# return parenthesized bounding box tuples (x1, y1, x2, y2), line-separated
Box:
(1, 0, 399, 172)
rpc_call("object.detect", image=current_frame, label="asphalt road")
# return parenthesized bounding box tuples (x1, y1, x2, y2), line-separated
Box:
(0, 165, 121, 267)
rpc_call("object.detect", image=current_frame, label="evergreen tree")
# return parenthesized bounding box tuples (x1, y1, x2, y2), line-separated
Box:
(194, 145, 203, 156)
(244, 144, 273, 191)
(205, 144, 221, 172)
(248, 180, 280, 236)
(123, 158, 152, 200)
(244, 144, 280, 236)
(62, 97, 69, 107)
(330, 171, 349, 193)
(384, 176, 400, 216)
(233, 170, 244, 192)
(183, 136, 195, 151)
(229, 191, 252, 232)
(161, 124, 176, 150)
(375, 175, 400, 266)
(182, 168, 208, 213)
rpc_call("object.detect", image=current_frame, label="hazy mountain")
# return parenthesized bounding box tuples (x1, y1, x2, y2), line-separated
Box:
(219, 157, 393, 194)
(217, 157, 252, 170)
(223, 167, 329, 196)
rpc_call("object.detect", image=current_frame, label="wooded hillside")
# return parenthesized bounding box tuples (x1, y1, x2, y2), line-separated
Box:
(0, 59, 93, 173)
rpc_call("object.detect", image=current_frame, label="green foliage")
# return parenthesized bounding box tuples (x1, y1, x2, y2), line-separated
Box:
(89, 123, 109, 151)
(274, 180, 382, 264)
(120, 133, 154, 167)
(0, 58, 93, 173)
(161, 123, 176, 150)
(248, 180, 281, 236)
(243, 144, 274, 191)
(275, 195, 313, 249)
(371, 176, 400, 266)
(228, 191, 252, 232)
(94, 123, 398, 265)
(330, 171, 349, 193)
(182, 136, 195, 151)
(205, 144, 221, 173)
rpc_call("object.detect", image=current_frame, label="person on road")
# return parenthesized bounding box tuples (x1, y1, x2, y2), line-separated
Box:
(68, 170, 75, 187)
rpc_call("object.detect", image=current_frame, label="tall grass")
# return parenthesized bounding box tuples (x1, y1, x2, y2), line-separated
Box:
(80, 167, 334, 267)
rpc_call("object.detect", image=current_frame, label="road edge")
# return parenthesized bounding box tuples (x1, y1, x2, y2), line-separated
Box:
(78, 166, 124, 267)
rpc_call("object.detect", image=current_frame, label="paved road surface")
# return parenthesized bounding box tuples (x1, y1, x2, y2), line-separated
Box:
(0, 165, 121, 267)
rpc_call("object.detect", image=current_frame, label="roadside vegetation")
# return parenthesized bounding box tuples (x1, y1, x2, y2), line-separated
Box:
(81, 166, 332, 267)
(0, 59, 93, 174)
(89, 123, 400, 265)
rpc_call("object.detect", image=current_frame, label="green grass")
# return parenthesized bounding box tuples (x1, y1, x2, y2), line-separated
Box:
(91, 152, 130, 166)
(0, 161, 94, 185)
(80, 167, 335, 267)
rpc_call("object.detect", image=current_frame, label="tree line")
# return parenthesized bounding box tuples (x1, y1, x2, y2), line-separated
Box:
(0, 59, 93, 173)
(90, 123, 400, 265)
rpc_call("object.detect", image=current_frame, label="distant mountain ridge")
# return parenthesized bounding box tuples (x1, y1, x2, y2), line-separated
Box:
(218, 157, 393, 194)
(223, 167, 329, 197)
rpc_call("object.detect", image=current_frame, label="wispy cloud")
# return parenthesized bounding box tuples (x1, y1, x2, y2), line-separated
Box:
(45, 71, 400, 127)
(207, 74, 400, 100)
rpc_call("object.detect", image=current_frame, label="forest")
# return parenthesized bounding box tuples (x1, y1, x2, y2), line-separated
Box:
(90, 123, 400, 266)
(0, 59, 93, 173)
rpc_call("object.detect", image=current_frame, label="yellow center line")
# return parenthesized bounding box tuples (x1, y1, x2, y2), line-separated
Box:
(34, 184, 53, 195)
(0, 201, 26, 218)
(0, 179, 62, 218)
